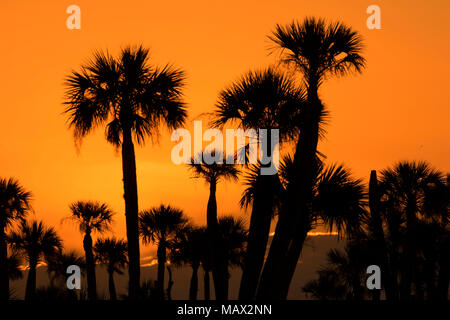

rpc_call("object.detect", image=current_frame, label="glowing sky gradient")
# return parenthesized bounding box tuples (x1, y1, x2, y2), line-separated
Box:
(1, 0, 449, 260)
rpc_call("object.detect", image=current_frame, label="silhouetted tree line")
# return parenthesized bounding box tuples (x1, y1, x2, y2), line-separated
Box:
(0, 17, 447, 301)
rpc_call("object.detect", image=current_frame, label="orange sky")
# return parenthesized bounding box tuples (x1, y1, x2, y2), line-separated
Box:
(1, 0, 449, 261)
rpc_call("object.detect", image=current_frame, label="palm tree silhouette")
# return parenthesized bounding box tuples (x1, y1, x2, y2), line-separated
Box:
(94, 237, 128, 300)
(187, 151, 239, 300)
(7, 253, 23, 282)
(302, 269, 346, 300)
(66, 201, 114, 300)
(303, 239, 371, 300)
(8, 220, 62, 300)
(212, 67, 305, 299)
(139, 204, 188, 299)
(379, 161, 446, 300)
(0, 178, 32, 300)
(46, 250, 85, 300)
(63, 45, 187, 298)
(259, 17, 366, 299)
(258, 156, 367, 299)
(216, 216, 247, 299)
(169, 226, 207, 300)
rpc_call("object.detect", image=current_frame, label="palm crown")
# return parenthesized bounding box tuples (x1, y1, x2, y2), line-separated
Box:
(188, 151, 239, 186)
(9, 220, 62, 265)
(269, 17, 365, 87)
(0, 178, 32, 227)
(67, 201, 114, 234)
(139, 205, 188, 245)
(213, 67, 306, 142)
(94, 237, 128, 274)
(64, 45, 187, 147)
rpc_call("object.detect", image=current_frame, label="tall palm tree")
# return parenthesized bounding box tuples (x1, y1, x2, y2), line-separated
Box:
(258, 17, 366, 299)
(0, 178, 32, 300)
(379, 161, 445, 300)
(66, 201, 114, 300)
(94, 237, 128, 300)
(63, 46, 187, 298)
(139, 204, 188, 299)
(8, 220, 62, 300)
(187, 152, 239, 300)
(258, 156, 366, 299)
(169, 226, 207, 300)
(212, 68, 305, 299)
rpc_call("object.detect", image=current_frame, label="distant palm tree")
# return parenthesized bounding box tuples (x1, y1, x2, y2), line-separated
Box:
(8, 220, 62, 300)
(302, 269, 346, 300)
(66, 201, 114, 300)
(169, 226, 207, 300)
(47, 250, 85, 287)
(46, 250, 85, 300)
(379, 161, 445, 300)
(303, 238, 371, 301)
(64, 46, 187, 298)
(94, 237, 128, 300)
(187, 151, 239, 300)
(139, 204, 188, 299)
(259, 17, 366, 299)
(216, 216, 247, 299)
(212, 68, 305, 299)
(0, 178, 32, 300)
(7, 253, 23, 282)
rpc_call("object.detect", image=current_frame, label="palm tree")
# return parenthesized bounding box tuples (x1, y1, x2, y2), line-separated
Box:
(259, 156, 366, 299)
(139, 204, 188, 299)
(169, 226, 207, 300)
(212, 68, 305, 299)
(7, 253, 23, 282)
(46, 250, 85, 300)
(303, 239, 371, 300)
(8, 220, 62, 300)
(258, 17, 365, 299)
(66, 201, 114, 300)
(0, 178, 32, 300)
(94, 237, 128, 300)
(187, 151, 239, 300)
(216, 216, 247, 299)
(302, 269, 346, 300)
(63, 46, 187, 298)
(379, 161, 445, 300)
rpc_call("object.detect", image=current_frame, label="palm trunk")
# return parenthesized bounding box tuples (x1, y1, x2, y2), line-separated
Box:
(108, 268, 117, 301)
(207, 181, 227, 300)
(167, 265, 174, 301)
(258, 86, 320, 299)
(369, 170, 393, 300)
(278, 226, 309, 299)
(437, 234, 449, 300)
(25, 255, 37, 300)
(121, 125, 140, 299)
(83, 231, 97, 300)
(203, 268, 210, 300)
(239, 175, 275, 300)
(387, 211, 401, 300)
(156, 242, 166, 299)
(189, 262, 199, 300)
(400, 198, 418, 300)
(0, 223, 8, 301)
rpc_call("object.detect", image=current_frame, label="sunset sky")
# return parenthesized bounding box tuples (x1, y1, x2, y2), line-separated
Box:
(1, 0, 449, 262)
